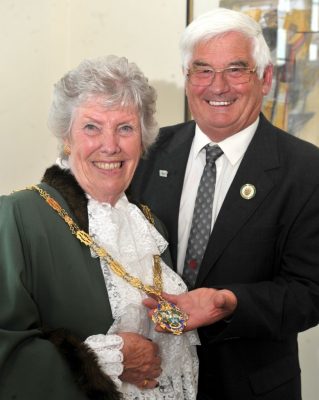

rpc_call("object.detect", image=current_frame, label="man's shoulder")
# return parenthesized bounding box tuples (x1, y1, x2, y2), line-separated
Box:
(259, 114, 319, 165)
(275, 126, 319, 165)
(159, 120, 195, 133)
(156, 120, 195, 145)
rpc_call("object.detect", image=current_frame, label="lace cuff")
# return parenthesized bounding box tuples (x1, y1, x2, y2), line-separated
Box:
(85, 334, 124, 387)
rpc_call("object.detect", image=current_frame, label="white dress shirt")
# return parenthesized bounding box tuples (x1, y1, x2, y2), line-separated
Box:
(177, 118, 259, 275)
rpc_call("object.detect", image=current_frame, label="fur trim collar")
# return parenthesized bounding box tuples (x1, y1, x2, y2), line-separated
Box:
(41, 165, 142, 232)
(41, 165, 89, 231)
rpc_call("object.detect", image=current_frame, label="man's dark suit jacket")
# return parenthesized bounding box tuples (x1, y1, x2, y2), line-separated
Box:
(129, 114, 319, 400)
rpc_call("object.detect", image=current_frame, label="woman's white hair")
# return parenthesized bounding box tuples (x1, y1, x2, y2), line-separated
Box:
(48, 55, 158, 158)
(180, 7, 272, 79)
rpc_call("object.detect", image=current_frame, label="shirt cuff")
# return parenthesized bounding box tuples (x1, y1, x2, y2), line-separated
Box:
(85, 334, 124, 388)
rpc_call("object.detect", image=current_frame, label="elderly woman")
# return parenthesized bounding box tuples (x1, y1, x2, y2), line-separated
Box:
(0, 56, 199, 400)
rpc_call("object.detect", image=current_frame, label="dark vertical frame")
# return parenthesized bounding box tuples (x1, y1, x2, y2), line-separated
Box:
(184, 0, 194, 121)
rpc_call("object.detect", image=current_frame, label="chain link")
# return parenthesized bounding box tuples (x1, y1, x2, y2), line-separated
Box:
(28, 185, 163, 298)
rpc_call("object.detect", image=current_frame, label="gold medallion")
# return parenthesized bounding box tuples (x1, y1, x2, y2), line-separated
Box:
(152, 300, 188, 335)
(240, 184, 256, 200)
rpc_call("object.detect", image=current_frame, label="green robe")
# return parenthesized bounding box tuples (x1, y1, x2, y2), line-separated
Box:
(0, 177, 118, 399)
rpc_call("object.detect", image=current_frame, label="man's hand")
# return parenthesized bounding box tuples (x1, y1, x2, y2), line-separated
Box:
(118, 332, 161, 389)
(143, 288, 237, 332)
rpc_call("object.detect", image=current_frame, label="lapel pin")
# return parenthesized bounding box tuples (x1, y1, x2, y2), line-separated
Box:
(240, 184, 256, 200)
(159, 169, 168, 178)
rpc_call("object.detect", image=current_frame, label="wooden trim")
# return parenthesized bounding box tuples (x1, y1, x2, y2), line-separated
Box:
(184, 0, 194, 122)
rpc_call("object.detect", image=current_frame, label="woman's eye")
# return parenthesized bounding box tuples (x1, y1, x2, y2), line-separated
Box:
(85, 124, 97, 130)
(119, 125, 133, 134)
(84, 124, 99, 134)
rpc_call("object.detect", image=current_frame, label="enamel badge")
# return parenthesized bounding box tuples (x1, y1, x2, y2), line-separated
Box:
(159, 169, 168, 177)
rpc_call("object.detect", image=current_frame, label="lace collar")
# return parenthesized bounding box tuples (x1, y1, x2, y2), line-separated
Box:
(87, 193, 168, 267)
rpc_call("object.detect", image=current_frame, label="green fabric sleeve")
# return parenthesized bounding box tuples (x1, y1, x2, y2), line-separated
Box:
(0, 190, 113, 399)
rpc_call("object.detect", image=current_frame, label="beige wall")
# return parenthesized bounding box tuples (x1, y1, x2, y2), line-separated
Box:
(1, 1, 319, 398)
(0, 0, 186, 194)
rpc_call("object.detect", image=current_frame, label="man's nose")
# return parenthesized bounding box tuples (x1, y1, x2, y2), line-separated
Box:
(208, 71, 230, 92)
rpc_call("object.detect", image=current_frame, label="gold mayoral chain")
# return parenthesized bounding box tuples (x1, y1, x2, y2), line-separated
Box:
(28, 185, 188, 335)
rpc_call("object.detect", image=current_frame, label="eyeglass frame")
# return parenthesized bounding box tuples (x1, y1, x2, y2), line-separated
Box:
(186, 64, 257, 86)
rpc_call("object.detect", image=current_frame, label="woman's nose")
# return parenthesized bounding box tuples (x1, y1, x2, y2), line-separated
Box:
(100, 132, 120, 154)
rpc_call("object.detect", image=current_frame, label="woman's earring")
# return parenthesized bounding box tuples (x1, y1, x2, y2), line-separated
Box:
(63, 144, 71, 156)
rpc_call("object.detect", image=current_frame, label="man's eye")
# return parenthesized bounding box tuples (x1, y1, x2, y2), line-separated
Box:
(227, 67, 243, 74)
(197, 69, 213, 75)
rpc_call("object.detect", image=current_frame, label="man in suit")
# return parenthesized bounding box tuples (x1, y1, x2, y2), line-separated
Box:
(130, 8, 319, 400)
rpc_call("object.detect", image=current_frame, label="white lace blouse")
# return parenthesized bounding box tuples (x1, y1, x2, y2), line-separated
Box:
(84, 193, 199, 400)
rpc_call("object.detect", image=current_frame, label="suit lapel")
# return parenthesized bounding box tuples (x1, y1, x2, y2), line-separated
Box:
(154, 122, 195, 267)
(157, 121, 196, 194)
(196, 115, 281, 286)
(130, 122, 196, 269)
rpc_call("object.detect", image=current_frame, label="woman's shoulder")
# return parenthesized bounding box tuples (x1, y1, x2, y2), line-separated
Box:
(0, 183, 71, 229)
(0, 187, 44, 235)
(0, 186, 40, 208)
(1, 183, 61, 206)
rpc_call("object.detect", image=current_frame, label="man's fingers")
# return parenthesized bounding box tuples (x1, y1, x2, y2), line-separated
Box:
(143, 297, 157, 309)
(214, 291, 227, 308)
(214, 290, 238, 313)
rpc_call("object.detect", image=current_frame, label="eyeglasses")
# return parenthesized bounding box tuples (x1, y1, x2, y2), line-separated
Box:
(187, 65, 257, 86)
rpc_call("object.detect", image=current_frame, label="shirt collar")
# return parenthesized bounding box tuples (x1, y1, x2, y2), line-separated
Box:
(194, 117, 259, 166)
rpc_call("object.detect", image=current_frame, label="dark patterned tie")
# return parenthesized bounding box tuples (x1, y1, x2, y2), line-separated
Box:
(182, 144, 223, 289)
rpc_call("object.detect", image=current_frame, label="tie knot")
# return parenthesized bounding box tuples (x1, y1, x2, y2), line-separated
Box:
(205, 144, 223, 164)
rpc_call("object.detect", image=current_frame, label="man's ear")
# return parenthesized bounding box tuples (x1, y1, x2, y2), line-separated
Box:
(262, 64, 273, 96)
